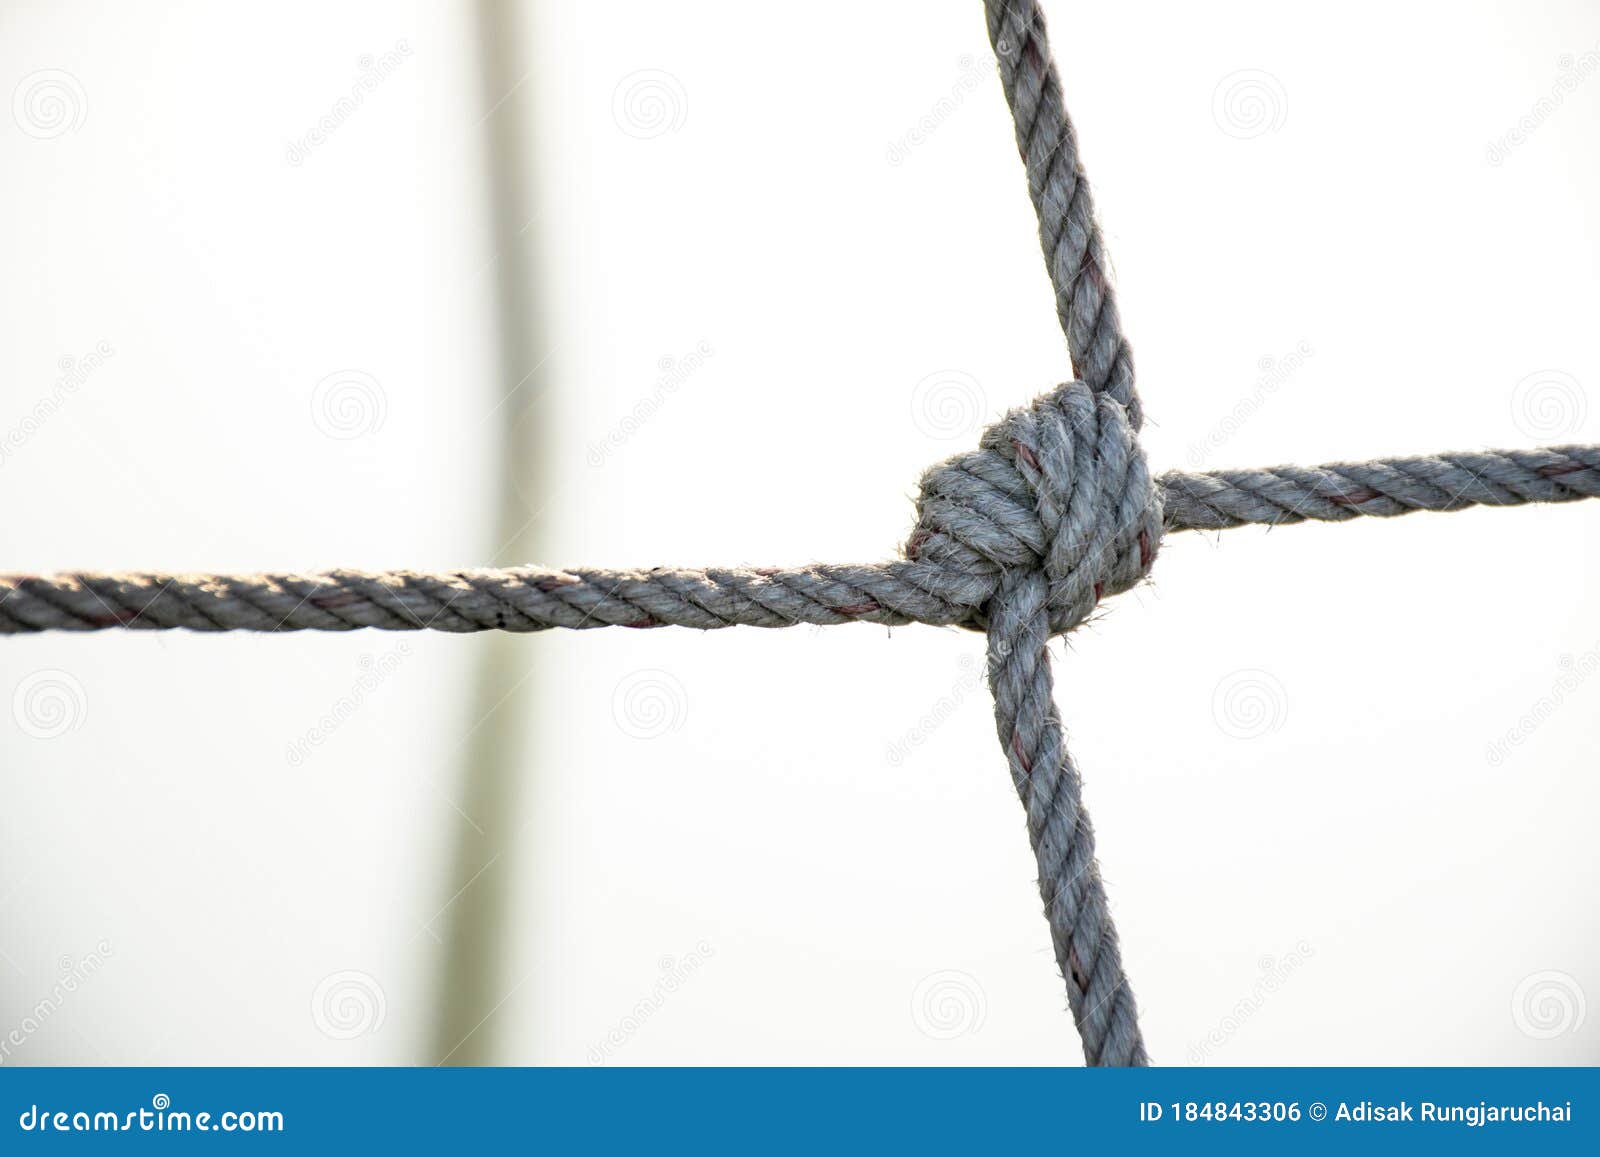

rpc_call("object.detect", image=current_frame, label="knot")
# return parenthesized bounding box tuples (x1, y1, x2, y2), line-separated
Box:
(905, 381, 1162, 635)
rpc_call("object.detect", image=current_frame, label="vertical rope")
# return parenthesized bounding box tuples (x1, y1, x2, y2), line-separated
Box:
(985, 572, 1147, 1064)
(983, 0, 1140, 428)
(980, 0, 1149, 1064)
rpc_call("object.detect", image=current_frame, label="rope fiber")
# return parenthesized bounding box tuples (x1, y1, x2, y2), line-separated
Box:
(6, 0, 1599, 1065)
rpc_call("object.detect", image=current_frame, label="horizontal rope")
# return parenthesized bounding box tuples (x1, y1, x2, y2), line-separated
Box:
(1161, 443, 1600, 528)
(5, 443, 1597, 636)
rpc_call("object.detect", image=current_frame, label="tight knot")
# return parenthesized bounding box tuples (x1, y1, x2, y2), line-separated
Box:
(905, 381, 1162, 635)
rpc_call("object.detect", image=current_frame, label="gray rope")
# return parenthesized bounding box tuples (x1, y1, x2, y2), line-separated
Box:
(6, 445, 1597, 636)
(4, 0, 1598, 1068)
(1160, 445, 1600, 528)
(941, 380, 1155, 1065)
(978, 0, 1600, 1063)
(985, 0, 1139, 426)
(987, 568, 1144, 1064)
(977, 0, 1149, 1064)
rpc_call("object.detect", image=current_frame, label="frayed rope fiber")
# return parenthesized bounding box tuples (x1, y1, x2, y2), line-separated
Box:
(7, 0, 1600, 1064)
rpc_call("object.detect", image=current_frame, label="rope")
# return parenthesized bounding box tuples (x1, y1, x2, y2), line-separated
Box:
(7, 446, 1597, 636)
(977, 0, 1148, 1063)
(985, 0, 1139, 425)
(5, 0, 1599, 1065)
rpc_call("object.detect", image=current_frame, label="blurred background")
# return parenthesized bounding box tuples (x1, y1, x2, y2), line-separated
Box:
(1, 0, 1598, 1065)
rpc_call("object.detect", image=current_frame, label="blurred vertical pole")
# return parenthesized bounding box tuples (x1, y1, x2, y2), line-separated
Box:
(431, 0, 550, 1065)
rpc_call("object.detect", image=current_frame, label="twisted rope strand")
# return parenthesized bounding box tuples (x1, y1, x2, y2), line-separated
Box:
(982, 0, 1153, 1064)
(1160, 444, 1600, 528)
(5, 445, 1598, 635)
(987, 568, 1147, 1065)
(985, 0, 1139, 426)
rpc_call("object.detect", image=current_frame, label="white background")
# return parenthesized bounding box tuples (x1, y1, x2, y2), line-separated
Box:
(1, 0, 1597, 1065)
